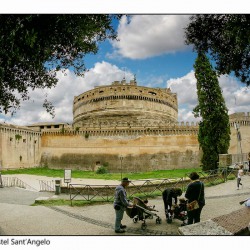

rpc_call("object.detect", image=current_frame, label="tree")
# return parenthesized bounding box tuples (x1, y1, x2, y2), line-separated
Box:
(193, 53, 231, 171)
(0, 14, 120, 115)
(185, 14, 250, 86)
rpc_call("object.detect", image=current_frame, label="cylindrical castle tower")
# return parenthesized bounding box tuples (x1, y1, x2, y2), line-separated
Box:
(73, 79, 178, 129)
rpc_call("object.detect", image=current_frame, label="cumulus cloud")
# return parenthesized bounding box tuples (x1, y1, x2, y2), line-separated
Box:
(2, 63, 249, 127)
(167, 71, 250, 122)
(1, 61, 134, 126)
(110, 15, 190, 59)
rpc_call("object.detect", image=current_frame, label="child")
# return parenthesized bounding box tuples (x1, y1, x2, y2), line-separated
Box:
(237, 165, 244, 190)
(143, 198, 156, 211)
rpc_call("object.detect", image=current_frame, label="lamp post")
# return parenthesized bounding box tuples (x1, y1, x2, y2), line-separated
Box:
(119, 155, 124, 180)
(234, 122, 242, 162)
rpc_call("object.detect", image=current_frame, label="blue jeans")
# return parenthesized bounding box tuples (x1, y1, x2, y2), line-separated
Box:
(115, 207, 125, 231)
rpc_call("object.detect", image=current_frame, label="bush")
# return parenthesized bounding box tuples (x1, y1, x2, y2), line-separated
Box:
(96, 166, 108, 174)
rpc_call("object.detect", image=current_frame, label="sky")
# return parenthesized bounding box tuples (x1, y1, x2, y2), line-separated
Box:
(0, 14, 249, 126)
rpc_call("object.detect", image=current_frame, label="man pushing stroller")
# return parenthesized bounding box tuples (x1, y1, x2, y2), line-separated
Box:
(162, 187, 183, 223)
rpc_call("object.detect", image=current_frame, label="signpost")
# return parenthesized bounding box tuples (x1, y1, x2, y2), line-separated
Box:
(0, 161, 3, 188)
(119, 155, 124, 180)
(64, 169, 72, 189)
(0, 172, 3, 188)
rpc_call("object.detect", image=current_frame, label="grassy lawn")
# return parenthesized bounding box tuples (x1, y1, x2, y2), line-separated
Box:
(1, 167, 201, 180)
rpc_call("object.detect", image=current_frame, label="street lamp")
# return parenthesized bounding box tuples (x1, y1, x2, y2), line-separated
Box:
(119, 155, 124, 180)
(234, 122, 242, 162)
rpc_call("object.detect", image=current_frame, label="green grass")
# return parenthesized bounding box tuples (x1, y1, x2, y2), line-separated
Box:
(33, 199, 110, 207)
(1, 167, 201, 180)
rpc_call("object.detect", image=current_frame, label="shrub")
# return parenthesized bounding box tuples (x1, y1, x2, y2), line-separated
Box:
(96, 166, 108, 174)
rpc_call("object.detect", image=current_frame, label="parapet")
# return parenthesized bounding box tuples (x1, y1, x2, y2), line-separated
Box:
(229, 112, 250, 127)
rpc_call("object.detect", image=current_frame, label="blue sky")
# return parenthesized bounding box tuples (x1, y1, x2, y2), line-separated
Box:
(0, 14, 249, 126)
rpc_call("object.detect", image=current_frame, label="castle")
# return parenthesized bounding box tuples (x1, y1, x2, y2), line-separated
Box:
(0, 80, 249, 172)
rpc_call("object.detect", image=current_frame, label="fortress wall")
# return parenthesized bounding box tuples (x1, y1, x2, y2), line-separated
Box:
(0, 125, 41, 169)
(40, 134, 200, 172)
(229, 112, 250, 154)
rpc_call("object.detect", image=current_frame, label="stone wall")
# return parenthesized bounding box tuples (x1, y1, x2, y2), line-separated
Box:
(40, 132, 200, 171)
(228, 112, 250, 154)
(1, 112, 250, 170)
(0, 124, 41, 169)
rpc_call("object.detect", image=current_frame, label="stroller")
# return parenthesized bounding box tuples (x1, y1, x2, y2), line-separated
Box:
(126, 197, 162, 230)
(167, 198, 188, 225)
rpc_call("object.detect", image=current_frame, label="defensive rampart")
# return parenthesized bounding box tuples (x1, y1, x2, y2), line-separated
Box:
(0, 123, 41, 169)
(40, 123, 200, 171)
(228, 112, 250, 154)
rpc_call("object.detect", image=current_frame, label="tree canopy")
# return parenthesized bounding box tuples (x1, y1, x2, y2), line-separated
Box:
(185, 14, 250, 85)
(193, 53, 231, 171)
(0, 14, 119, 115)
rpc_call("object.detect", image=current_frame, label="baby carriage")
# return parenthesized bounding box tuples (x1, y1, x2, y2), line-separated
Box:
(126, 197, 162, 230)
(167, 198, 188, 225)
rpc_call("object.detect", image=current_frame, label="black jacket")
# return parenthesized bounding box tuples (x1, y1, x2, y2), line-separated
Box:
(162, 188, 178, 205)
(185, 180, 205, 206)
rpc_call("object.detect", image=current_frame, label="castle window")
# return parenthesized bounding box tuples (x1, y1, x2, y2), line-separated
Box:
(23, 139, 26, 143)
(10, 137, 13, 142)
(47, 126, 51, 129)
(54, 125, 59, 128)
(99, 90, 104, 93)
(34, 140, 37, 144)
(149, 91, 157, 95)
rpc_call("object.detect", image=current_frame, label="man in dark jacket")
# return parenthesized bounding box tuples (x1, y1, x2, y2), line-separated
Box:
(185, 172, 205, 225)
(113, 177, 132, 233)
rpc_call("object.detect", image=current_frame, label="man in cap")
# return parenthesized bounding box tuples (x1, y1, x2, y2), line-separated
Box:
(113, 177, 132, 233)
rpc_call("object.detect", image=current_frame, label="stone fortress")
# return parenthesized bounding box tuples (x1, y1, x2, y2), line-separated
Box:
(0, 79, 250, 172)
(73, 79, 178, 129)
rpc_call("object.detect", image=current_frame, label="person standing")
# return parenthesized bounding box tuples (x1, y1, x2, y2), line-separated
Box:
(237, 165, 244, 190)
(162, 187, 182, 223)
(185, 172, 205, 225)
(248, 152, 250, 174)
(113, 177, 132, 233)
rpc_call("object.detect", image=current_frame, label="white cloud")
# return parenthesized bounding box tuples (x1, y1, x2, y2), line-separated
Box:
(167, 71, 250, 122)
(111, 15, 190, 59)
(2, 64, 249, 127)
(0, 62, 134, 126)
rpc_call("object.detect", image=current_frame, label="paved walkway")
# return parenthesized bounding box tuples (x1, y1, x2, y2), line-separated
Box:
(0, 174, 250, 235)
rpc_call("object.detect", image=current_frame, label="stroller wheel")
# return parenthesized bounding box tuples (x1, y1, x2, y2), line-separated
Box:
(133, 217, 138, 223)
(141, 223, 147, 230)
(156, 217, 162, 224)
(167, 218, 172, 224)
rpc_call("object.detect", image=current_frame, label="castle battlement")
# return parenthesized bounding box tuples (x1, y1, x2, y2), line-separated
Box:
(229, 112, 250, 127)
(40, 123, 199, 137)
(0, 123, 41, 136)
